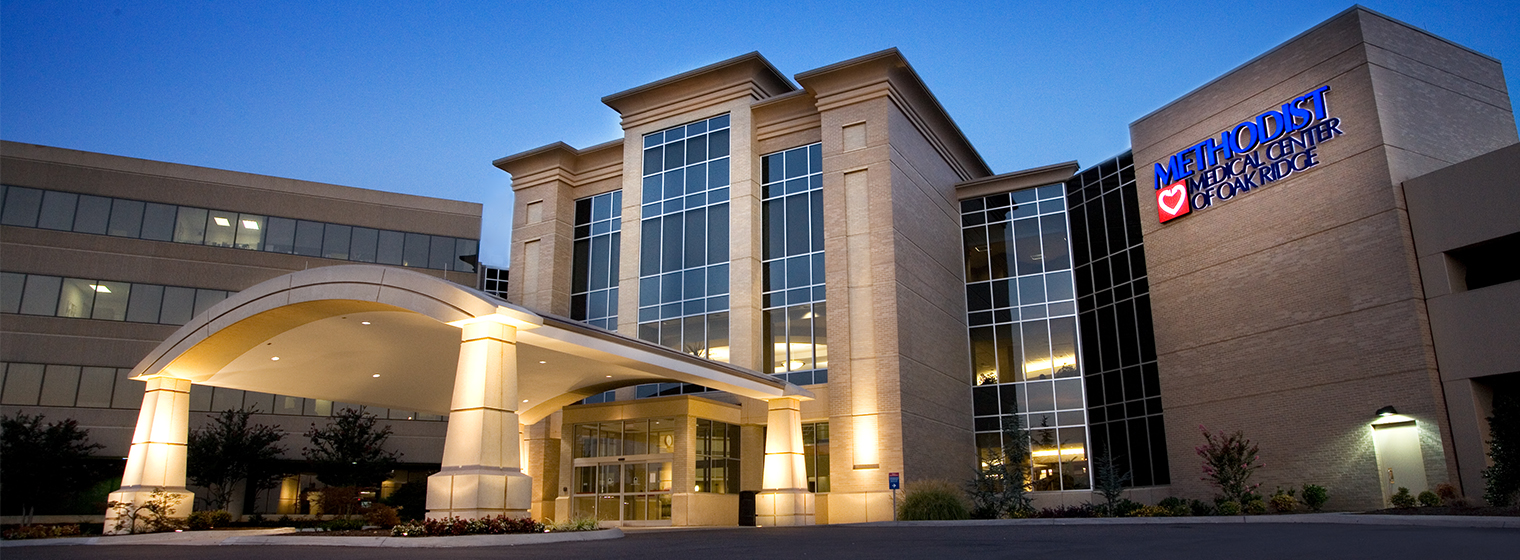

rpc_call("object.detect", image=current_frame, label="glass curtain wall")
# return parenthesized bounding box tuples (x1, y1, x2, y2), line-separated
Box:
(636, 115, 731, 362)
(571, 191, 622, 330)
(963, 184, 1090, 491)
(1064, 152, 1170, 487)
(760, 144, 827, 386)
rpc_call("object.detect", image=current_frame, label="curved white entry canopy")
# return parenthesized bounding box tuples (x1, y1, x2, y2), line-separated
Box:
(131, 265, 810, 424)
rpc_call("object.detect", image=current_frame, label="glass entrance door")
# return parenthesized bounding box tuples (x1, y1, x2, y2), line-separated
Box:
(570, 417, 676, 524)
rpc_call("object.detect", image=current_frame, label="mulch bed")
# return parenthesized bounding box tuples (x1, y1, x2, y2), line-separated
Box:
(273, 529, 394, 537)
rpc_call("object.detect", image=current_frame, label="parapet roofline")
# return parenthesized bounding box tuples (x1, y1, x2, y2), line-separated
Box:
(601, 51, 797, 116)
(955, 160, 1079, 199)
(795, 47, 992, 180)
(493, 138, 623, 176)
(1130, 5, 1499, 129)
(0, 140, 483, 216)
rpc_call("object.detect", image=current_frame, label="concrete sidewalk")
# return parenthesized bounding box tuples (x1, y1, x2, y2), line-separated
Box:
(851, 512, 1520, 529)
(0, 527, 624, 548)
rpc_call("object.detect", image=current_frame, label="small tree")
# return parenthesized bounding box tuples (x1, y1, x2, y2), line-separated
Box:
(1482, 393, 1520, 506)
(188, 408, 287, 511)
(1, 413, 105, 523)
(966, 415, 1034, 518)
(303, 408, 402, 488)
(1196, 425, 1263, 504)
(107, 488, 182, 534)
(1092, 444, 1131, 516)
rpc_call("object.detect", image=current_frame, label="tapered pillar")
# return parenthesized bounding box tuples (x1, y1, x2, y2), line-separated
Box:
(757, 397, 815, 526)
(104, 376, 195, 534)
(427, 320, 534, 519)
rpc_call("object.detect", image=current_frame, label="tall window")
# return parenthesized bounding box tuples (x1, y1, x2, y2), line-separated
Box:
(1064, 152, 1169, 487)
(963, 184, 1090, 491)
(637, 115, 731, 362)
(802, 421, 830, 492)
(761, 143, 827, 385)
(571, 191, 622, 330)
(695, 419, 740, 494)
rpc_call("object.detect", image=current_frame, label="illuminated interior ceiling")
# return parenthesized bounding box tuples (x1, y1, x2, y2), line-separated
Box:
(135, 265, 806, 424)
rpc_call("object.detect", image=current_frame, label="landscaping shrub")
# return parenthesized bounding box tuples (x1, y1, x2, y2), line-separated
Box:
(1031, 504, 1098, 518)
(1126, 505, 1171, 517)
(390, 515, 545, 537)
(1244, 498, 1267, 515)
(187, 510, 233, 530)
(1435, 483, 1460, 505)
(1217, 500, 1241, 516)
(317, 486, 361, 517)
(364, 504, 401, 528)
(1269, 487, 1297, 513)
(2, 524, 82, 540)
(1300, 484, 1328, 511)
(898, 479, 971, 520)
(549, 516, 600, 532)
(1196, 426, 1263, 505)
(1417, 490, 1440, 507)
(322, 518, 365, 531)
(1188, 499, 1216, 516)
(1157, 497, 1189, 517)
(1390, 487, 1416, 508)
(1482, 393, 1520, 506)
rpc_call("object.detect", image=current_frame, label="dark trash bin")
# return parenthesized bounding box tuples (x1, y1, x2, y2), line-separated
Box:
(739, 490, 757, 526)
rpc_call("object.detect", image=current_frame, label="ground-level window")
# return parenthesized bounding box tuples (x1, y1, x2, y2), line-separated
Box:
(695, 419, 739, 494)
(803, 422, 830, 492)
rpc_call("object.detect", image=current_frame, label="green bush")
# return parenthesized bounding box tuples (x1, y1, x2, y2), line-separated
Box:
(1301, 484, 1329, 511)
(322, 518, 365, 531)
(1390, 487, 1416, 508)
(1126, 505, 1171, 517)
(1217, 500, 1242, 515)
(1244, 499, 1267, 515)
(1417, 490, 1440, 507)
(1157, 497, 1189, 517)
(1269, 487, 1297, 513)
(1435, 483, 1460, 505)
(1189, 499, 1216, 516)
(549, 516, 600, 532)
(364, 504, 400, 528)
(2, 524, 82, 540)
(898, 479, 970, 520)
(186, 510, 233, 530)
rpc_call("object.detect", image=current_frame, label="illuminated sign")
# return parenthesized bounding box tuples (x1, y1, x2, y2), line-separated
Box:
(1153, 85, 1343, 223)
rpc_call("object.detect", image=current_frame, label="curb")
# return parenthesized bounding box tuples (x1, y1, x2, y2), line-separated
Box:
(0, 527, 623, 548)
(847, 513, 1520, 530)
(226, 528, 623, 547)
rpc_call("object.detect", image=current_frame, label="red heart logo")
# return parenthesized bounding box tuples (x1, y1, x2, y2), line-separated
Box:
(1157, 181, 1191, 223)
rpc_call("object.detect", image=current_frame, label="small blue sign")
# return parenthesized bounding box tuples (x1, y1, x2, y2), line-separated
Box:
(888, 472, 900, 490)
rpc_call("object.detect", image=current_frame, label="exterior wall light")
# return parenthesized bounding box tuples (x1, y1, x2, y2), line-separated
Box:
(1376, 406, 1398, 417)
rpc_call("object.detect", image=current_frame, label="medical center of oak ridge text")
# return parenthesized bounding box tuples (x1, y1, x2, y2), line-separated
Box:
(1154, 85, 1345, 211)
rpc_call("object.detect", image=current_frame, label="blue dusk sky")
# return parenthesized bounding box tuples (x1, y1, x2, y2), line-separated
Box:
(4, 1, 1517, 267)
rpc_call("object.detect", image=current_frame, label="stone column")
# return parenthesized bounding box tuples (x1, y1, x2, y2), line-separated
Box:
(426, 320, 534, 519)
(756, 397, 815, 526)
(104, 376, 195, 534)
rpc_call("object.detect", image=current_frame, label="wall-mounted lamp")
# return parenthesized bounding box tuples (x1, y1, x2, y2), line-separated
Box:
(1376, 405, 1398, 418)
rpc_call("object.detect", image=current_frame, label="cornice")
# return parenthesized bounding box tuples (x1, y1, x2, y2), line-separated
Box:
(602, 52, 796, 128)
(795, 48, 991, 182)
(954, 160, 1079, 200)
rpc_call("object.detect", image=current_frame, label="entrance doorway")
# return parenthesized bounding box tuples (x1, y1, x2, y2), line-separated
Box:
(571, 418, 676, 524)
(1371, 416, 1428, 506)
